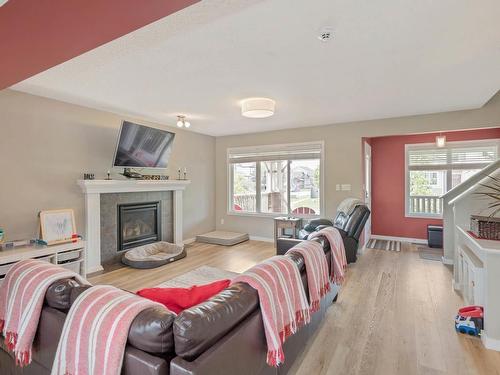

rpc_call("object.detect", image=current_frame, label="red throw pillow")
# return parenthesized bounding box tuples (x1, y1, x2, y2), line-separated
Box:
(137, 279, 231, 314)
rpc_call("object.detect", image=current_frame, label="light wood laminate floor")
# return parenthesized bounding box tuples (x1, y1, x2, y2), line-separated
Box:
(89, 240, 500, 374)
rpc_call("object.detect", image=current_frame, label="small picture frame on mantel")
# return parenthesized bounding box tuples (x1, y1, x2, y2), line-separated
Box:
(39, 209, 77, 246)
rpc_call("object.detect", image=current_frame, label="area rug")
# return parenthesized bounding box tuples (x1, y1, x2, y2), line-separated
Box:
(366, 239, 401, 252)
(156, 265, 239, 288)
(418, 246, 443, 261)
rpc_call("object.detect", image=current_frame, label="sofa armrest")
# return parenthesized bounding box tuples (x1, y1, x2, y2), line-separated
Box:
(304, 218, 333, 232)
(315, 224, 332, 231)
(276, 238, 303, 255)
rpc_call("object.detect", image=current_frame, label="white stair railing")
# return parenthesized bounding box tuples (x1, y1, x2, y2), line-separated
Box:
(409, 195, 442, 215)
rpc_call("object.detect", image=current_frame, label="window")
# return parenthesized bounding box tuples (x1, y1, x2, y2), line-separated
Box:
(232, 162, 257, 212)
(406, 140, 499, 217)
(228, 142, 323, 216)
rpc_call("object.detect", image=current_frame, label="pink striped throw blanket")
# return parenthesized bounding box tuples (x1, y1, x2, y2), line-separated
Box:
(286, 240, 330, 313)
(231, 256, 310, 367)
(0, 259, 89, 366)
(52, 284, 165, 375)
(308, 226, 347, 284)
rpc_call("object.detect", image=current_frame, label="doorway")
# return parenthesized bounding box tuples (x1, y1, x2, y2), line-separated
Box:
(363, 141, 372, 248)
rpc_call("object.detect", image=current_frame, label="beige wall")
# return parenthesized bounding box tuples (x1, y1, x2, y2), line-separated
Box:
(2, 88, 499, 243)
(0, 89, 216, 241)
(215, 92, 500, 239)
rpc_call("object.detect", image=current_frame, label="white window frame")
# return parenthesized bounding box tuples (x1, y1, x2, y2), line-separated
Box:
(227, 141, 325, 218)
(405, 138, 499, 219)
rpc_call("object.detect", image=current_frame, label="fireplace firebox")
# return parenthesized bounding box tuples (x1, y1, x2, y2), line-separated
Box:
(118, 201, 161, 251)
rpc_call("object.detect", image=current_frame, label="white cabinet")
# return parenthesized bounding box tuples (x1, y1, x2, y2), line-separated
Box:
(454, 226, 500, 350)
(0, 241, 86, 286)
(457, 245, 483, 306)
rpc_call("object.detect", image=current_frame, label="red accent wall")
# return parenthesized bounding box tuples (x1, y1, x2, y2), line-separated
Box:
(0, 0, 200, 90)
(371, 128, 500, 239)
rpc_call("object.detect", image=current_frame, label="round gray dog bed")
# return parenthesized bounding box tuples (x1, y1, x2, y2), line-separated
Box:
(122, 241, 186, 269)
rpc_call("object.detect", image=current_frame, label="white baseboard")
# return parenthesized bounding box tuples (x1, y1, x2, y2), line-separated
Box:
(482, 333, 500, 351)
(370, 234, 428, 245)
(86, 265, 104, 274)
(183, 237, 196, 245)
(442, 257, 454, 265)
(249, 235, 274, 243)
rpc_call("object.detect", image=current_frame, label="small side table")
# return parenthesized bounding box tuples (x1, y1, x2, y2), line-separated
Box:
(273, 217, 303, 248)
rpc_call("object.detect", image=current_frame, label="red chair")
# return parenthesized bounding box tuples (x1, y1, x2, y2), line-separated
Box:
(292, 207, 316, 215)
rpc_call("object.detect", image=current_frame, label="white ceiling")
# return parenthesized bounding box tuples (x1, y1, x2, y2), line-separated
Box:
(12, 0, 500, 136)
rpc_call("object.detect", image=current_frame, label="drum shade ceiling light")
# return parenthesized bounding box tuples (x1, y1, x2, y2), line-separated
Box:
(241, 98, 276, 118)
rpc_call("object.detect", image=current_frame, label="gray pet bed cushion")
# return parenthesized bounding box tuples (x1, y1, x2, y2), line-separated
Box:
(122, 241, 186, 269)
(196, 231, 249, 246)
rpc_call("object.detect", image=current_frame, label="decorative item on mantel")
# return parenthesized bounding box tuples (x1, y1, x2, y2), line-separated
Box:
(83, 173, 95, 180)
(177, 167, 188, 180)
(141, 174, 169, 181)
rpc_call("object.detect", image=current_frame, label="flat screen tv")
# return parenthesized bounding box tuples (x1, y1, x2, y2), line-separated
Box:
(112, 121, 175, 169)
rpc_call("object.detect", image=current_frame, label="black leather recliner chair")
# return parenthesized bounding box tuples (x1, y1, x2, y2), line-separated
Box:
(276, 204, 370, 263)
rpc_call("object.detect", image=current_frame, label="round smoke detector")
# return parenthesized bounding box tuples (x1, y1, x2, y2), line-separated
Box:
(317, 26, 333, 42)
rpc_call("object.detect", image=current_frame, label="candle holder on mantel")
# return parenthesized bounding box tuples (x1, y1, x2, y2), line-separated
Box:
(177, 168, 188, 180)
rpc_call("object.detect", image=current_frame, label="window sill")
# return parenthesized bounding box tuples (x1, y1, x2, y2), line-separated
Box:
(405, 213, 443, 220)
(227, 211, 320, 219)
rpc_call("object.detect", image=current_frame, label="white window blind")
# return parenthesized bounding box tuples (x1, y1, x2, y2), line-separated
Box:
(451, 145, 497, 165)
(408, 143, 498, 170)
(408, 148, 448, 167)
(228, 142, 323, 164)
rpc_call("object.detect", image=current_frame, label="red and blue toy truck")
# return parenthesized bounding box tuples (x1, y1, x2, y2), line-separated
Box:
(455, 306, 483, 336)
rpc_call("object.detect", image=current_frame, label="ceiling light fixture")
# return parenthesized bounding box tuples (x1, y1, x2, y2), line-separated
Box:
(436, 134, 446, 148)
(176, 115, 190, 128)
(241, 98, 276, 118)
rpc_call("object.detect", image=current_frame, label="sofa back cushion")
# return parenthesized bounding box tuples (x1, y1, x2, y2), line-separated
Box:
(69, 285, 176, 355)
(174, 283, 259, 360)
(128, 306, 176, 355)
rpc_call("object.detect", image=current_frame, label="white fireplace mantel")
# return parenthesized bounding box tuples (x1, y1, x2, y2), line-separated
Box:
(78, 179, 191, 273)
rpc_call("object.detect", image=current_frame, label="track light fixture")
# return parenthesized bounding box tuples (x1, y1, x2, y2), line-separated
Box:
(176, 115, 191, 128)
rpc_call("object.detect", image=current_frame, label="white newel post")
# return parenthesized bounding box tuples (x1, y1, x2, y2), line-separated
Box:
(78, 180, 190, 274)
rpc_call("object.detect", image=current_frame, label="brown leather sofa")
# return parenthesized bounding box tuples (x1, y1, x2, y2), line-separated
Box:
(0, 238, 338, 375)
(0, 278, 176, 375)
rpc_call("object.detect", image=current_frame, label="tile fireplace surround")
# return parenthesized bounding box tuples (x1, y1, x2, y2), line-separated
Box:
(78, 179, 190, 273)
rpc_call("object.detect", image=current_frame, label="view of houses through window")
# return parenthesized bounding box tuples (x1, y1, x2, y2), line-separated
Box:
(229, 143, 322, 216)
